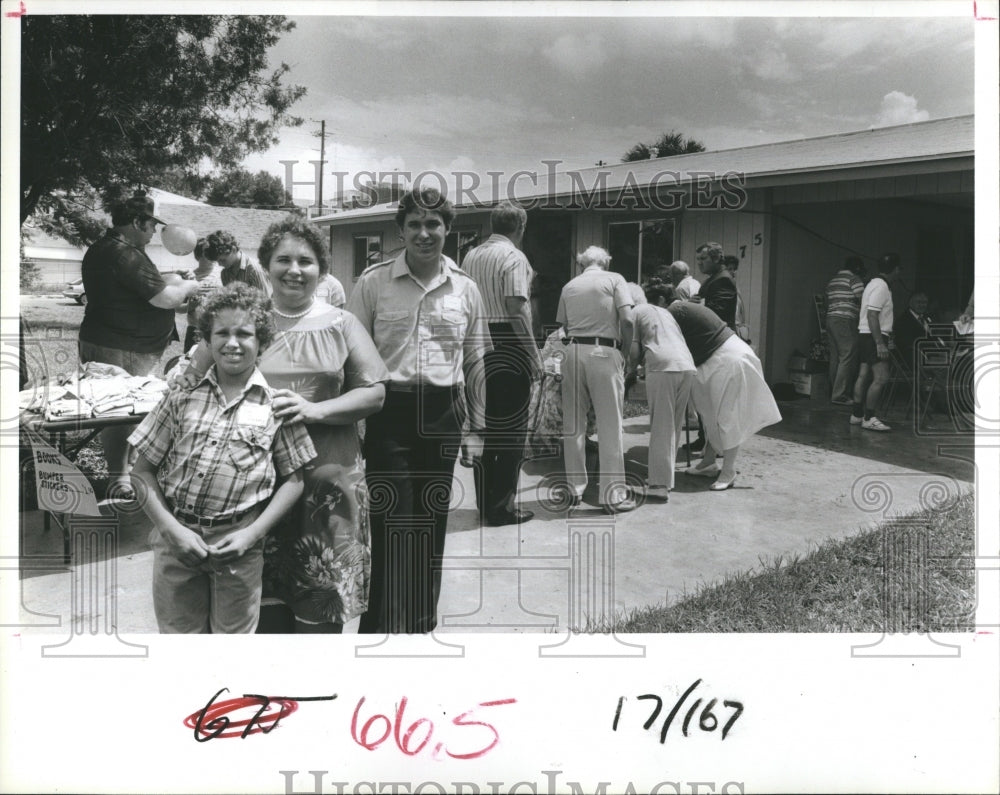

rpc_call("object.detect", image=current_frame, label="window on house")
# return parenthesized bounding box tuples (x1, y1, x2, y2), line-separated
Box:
(607, 219, 675, 285)
(444, 229, 480, 268)
(353, 234, 382, 278)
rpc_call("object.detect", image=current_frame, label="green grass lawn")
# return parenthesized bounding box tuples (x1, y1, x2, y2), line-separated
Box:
(20, 295, 184, 385)
(603, 490, 976, 633)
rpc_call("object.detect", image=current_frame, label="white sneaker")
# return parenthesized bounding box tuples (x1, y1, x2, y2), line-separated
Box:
(861, 416, 891, 432)
(849, 414, 864, 425)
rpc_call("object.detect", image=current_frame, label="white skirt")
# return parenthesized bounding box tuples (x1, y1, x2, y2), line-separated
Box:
(692, 335, 782, 451)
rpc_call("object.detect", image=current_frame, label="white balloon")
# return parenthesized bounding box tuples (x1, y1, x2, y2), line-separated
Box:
(161, 224, 198, 256)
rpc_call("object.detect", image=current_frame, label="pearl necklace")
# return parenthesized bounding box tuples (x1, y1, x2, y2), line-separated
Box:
(273, 300, 315, 320)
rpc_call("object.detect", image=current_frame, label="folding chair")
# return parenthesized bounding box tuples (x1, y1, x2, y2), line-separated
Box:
(879, 346, 938, 425)
(878, 347, 913, 420)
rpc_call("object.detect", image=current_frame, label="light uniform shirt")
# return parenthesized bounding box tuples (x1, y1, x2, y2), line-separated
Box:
(346, 251, 491, 388)
(315, 273, 346, 308)
(632, 304, 696, 373)
(675, 274, 701, 301)
(858, 276, 894, 334)
(556, 266, 633, 340)
(461, 234, 533, 323)
(825, 270, 864, 321)
(128, 366, 316, 518)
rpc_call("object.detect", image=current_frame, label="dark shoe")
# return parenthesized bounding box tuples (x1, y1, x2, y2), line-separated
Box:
(645, 485, 670, 502)
(487, 509, 535, 526)
(602, 497, 637, 514)
(679, 440, 705, 454)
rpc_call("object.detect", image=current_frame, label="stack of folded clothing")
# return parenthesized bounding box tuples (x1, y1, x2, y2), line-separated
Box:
(44, 398, 92, 422)
(21, 367, 171, 421)
(20, 384, 76, 413)
(90, 397, 135, 417)
(129, 378, 170, 414)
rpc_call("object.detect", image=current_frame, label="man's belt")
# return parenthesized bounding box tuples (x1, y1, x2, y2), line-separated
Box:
(174, 506, 257, 529)
(387, 382, 461, 395)
(564, 336, 622, 350)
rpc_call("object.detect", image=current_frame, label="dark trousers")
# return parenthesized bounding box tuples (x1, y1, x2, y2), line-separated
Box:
(359, 387, 463, 635)
(475, 328, 534, 520)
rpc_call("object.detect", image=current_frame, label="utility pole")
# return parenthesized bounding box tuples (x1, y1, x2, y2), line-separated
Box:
(318, 120, 325, 212)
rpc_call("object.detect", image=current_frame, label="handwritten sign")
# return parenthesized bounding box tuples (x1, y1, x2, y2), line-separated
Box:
(30, 437, 101, 516)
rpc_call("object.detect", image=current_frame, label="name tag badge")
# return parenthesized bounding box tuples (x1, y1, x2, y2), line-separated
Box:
(237, 403, 271, 428)
(441, 295, 463, 313)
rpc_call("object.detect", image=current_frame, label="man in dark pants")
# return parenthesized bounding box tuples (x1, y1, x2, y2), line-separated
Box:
(347, 186, 490, 634)
(462, 202, 542, 526)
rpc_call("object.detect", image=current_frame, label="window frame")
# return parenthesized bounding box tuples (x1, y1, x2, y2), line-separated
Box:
(352, 233, 383, 279)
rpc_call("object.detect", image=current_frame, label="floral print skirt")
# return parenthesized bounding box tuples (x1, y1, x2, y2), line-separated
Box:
(262, 425, 371, 624)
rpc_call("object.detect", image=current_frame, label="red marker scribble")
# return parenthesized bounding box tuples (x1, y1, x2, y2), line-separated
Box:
(974, 1, 997, 21)
(5, 1, 27, 18)
(183, 687, 335, 741)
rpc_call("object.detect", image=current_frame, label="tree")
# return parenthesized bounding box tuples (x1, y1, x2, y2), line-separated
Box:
(622, 130, 706, 162)
(20, 15, 306, 241)
(205, 168, 294, 208)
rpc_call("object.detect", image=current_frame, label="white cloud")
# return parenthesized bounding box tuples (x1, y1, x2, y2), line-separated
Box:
(542, 33, 608, 77)
(749, 47, 796, 83)
(874, 91, 930, 127)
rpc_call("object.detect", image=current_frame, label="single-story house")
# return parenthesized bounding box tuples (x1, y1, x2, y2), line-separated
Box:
(22, 188, 296, 284)
(311, 115, 973, 383)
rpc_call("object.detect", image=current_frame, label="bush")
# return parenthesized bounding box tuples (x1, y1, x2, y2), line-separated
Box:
(20, 259, 42, 291)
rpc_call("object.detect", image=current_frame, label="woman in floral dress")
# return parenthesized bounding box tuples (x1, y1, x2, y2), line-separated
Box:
(253, 218, 388, 632)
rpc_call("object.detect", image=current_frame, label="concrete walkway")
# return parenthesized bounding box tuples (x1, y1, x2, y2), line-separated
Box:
(12, 400, 974, 635)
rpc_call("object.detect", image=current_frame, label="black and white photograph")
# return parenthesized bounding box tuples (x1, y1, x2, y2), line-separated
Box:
(2, 1, 998, 793)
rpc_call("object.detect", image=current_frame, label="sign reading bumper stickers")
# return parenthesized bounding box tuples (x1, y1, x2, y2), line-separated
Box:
(30, 437, 101, 516)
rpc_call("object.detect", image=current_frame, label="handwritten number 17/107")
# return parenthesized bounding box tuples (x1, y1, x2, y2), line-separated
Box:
(612, 680, 744, 743)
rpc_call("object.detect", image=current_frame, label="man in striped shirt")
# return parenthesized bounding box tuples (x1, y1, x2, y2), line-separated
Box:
(462, 202, 543, 526)
(824, 256, 866, 405)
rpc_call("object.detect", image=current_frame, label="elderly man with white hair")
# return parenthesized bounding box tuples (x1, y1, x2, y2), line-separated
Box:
(556, 245, 636, 513)
(669, 260, 701, 301)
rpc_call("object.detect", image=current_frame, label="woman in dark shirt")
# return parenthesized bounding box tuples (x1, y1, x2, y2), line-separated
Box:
(646, 281, 781, 490)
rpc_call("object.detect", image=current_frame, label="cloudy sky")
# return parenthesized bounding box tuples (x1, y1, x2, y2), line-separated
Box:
(238, 11, 977, 203)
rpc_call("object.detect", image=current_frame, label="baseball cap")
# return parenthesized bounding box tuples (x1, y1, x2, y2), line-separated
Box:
(123, 194, 166, 226)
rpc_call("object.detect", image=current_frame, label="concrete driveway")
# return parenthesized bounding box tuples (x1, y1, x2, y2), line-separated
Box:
(13, 399, 974, 636)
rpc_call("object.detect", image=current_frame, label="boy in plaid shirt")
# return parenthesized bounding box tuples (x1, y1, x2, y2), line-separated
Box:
(129, 284, 316, 633)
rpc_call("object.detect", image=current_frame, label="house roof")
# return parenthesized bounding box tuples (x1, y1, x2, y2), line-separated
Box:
(148, 187, 209, 207)
(155, 204, 295, 254)
(23, 202, 296, 266)
(312, 114, 974, 225)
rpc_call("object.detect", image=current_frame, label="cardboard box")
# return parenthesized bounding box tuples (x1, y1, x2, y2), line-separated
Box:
(789, 371, 829, 399)
(788, 354, 808, 371)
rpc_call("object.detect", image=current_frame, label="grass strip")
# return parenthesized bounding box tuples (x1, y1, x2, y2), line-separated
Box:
(602, 490, 976, 633)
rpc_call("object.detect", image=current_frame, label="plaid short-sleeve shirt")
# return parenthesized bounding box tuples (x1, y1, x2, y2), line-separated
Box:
(128, 367, 316, 518)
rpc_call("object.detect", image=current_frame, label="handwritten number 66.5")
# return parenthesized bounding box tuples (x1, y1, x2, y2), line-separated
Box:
(351, 696, 516, 760)
(612, 679, 744, 743)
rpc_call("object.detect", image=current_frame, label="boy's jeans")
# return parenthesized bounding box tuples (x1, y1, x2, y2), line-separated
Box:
(150, 509, 263, 634)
